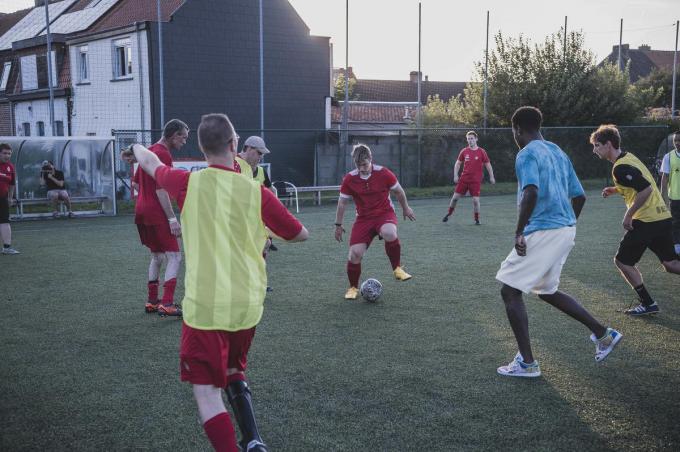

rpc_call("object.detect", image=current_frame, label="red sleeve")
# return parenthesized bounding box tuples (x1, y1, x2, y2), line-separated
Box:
(158, 149, 173, 166)
(154, 166, 190, 209)
(457, 150, 466, 162)
(260, 187, 303, 240)
(10, 165, 15, 185)
(339, 174, 353, 197)
(384, 168, 398, 188)
(481, 149, 490, 163)
(132, 167, 139, 183)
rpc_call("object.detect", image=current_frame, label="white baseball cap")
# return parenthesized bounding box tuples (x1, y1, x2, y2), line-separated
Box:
(243, 136, 270, 154)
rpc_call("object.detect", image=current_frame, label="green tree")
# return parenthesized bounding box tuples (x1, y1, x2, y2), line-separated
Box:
(334, 73, 358, 100)
(423, 29, 656, 127)
(635, 68, 679, 109)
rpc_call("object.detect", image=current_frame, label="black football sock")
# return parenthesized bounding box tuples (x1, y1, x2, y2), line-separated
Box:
(634, 284, 655, 306)
(226, 380, 265, 449)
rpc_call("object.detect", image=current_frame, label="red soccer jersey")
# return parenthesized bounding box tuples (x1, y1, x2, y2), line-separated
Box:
(0, 161, 16, 198)
(457, 147, 489, 181)
(339, 164, 399, 219)
(155, 164, 302, 240)
(134, 143, 173, 225)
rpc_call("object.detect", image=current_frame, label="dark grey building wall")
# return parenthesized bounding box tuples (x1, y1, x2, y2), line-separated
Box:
(148, 0, 330, 185)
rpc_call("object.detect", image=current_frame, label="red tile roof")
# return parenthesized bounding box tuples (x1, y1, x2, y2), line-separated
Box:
(354, 79, 466, 103)
(332, 103, 418, 124)
(86, 0, 185, 35)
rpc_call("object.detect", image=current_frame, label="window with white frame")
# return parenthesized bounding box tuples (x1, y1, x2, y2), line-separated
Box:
(0, 61, 10, 91)
(78, 45, 89, 82)
(37, 121, 45, 136)
(20, 55, 38, 90)
(22, 122, 31, 136)
(112, 38, 132, 79)
(55, 120, 64, 136)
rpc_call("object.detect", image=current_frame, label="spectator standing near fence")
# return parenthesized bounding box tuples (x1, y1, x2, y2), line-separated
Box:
(660, 131, 680, 257)
(0, 143, 18, 255)
(123, 113, 308, 452)
(443, 131, 496, 225)
(40, 160, 73, 218)
(131, 119, 188, 317)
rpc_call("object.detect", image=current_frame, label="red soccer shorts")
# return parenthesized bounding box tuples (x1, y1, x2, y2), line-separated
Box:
(349, 211, 398, 247)
(454, 179, 482, 197)
(136, 223, 180, 252)
(180, 322, 256, 388)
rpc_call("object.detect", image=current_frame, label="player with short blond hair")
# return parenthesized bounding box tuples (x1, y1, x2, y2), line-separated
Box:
(334, 144, 415, 300)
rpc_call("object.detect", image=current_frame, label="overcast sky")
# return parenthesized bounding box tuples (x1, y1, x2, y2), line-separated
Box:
(2, 0, 678, 81)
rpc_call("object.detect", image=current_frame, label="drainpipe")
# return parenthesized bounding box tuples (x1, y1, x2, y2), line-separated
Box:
(135, 22, 146, 130)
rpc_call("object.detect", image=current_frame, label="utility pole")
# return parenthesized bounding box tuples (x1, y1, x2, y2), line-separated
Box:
(672, 20, 679, 118)
(259, 0, 265, 136)
(157, 0, 165, 128)
(563, 16, 567, 57)
(483, 11, 489, 128)
(618, 18, 623, 71)
(44, 1, 55, 136)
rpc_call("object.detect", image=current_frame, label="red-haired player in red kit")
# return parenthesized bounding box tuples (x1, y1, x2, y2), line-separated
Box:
(334, 144, 416, 300)
(443, 131, 496, 225)
(132, 119, 188, 317)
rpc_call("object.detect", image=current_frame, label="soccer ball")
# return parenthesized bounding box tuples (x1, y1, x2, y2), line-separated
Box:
(360, 278, 383, 302)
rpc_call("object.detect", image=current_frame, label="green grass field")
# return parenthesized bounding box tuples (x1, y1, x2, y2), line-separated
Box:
(2, 192, 679, 451)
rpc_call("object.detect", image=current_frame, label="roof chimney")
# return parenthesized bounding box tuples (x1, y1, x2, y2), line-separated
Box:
(638, 44, 651, 51)
(409, 71, 422, 83)
(425, 75, 429, 82)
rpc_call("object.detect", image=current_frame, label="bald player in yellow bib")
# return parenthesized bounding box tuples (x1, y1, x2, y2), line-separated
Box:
(590, 124, 680, 316)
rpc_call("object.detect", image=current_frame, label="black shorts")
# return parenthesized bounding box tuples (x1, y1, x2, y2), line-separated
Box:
(616, 218, 677, 265)
(0, 196, 9, 224)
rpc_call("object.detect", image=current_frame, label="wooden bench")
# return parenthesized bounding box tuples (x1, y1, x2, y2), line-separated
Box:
(296, 185, 341, 206)
(14, 195, 108, 219)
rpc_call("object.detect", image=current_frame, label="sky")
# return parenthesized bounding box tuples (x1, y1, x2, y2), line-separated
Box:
(2, 0, 678, 81)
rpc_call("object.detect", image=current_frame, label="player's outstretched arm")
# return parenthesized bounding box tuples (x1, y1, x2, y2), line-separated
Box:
(601, 186, 618, 198)
(660, 173, 669, 205)
(622, 185, 653, 231)
(391, 184, 415, 221)
(121, 144, 163, 179)
(514, 185, 538, 256)
(334, 196, 349, 242)
(485, 162, 496, 184)
(571, 194, 586, 220)
(453, 160, 461, 183)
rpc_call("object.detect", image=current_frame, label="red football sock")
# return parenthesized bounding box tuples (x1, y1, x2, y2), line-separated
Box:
(161, 278, 177, 305)
(347, 261, 361, 288)
(474, 212, 480, 222)
(447, 207, 455, 215)
(147, 280, 159, 302)
(384, 239, 401, 270)
(203, 412, 238, 452)
(227, 373, 246, 385)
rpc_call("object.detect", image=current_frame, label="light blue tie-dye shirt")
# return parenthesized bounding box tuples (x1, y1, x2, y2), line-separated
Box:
(515, 140, 585, 235)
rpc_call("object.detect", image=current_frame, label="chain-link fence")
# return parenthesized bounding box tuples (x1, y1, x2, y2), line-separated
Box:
(114, 125, 673, 188)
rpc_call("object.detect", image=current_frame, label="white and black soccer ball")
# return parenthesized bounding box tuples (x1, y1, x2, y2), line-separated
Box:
(360, 278, 383, 302)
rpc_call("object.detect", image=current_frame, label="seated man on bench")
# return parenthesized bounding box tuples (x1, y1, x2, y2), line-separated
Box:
(40, 160, 73, 218)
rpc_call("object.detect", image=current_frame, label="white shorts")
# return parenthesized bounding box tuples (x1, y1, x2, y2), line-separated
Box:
(495, 226, 576, 295)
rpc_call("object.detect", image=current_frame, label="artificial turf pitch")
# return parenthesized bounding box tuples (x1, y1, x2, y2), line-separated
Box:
(2, 192, 679, 451)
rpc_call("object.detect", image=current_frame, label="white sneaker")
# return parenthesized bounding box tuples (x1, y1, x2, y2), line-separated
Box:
(497, 352, 541, 378)
(590, 328, 622, 362)
(2, 247, 20, 255)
